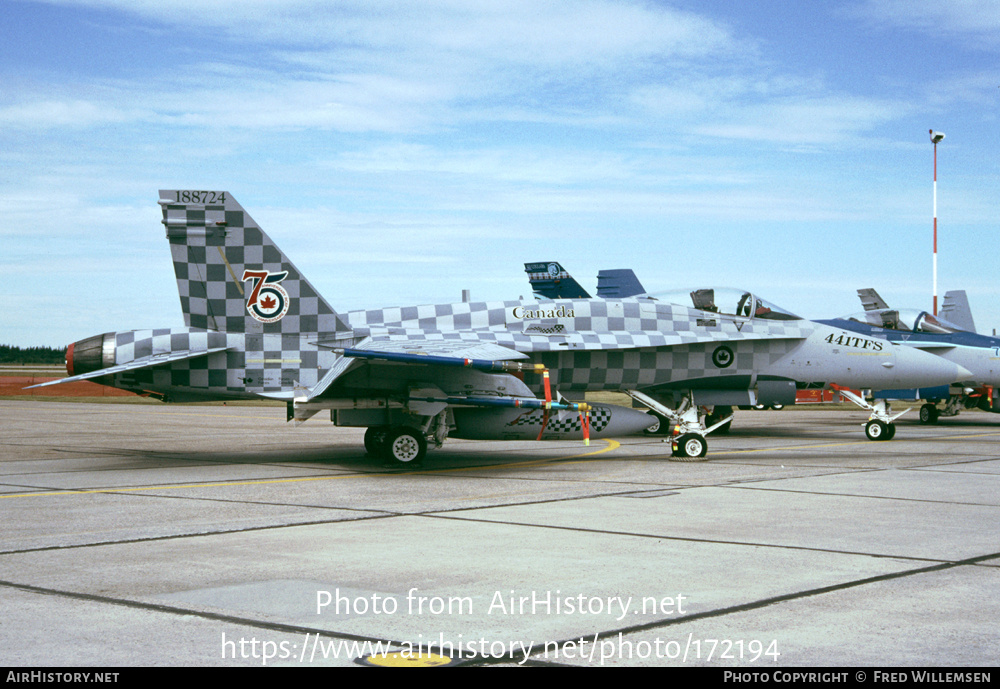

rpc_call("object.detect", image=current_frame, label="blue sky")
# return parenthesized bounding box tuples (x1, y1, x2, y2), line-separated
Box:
(3, 0, 998, 347)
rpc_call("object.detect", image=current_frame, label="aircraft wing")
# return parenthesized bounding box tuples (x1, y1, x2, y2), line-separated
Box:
(278, 337, 533, 403)
(343, 338, 529, 361)
(858, 288, 890, 311)
(25, 347, 232, 389)
(511, 330, 805, 351)
(341, 328, 804, 356)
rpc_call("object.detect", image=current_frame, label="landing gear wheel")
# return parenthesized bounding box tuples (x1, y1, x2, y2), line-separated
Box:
(885, 423, 896, 440)
(385, 427, 427, 465)
(770, 403, 784, 411)
(364, 426, 390, 456)
(919, 404, 939, 424)
(865, 419, 889, 441)
(670, 433, 708, 461)
(643, 412, 670, 435)
(707, 418, 732, 434)
(706, 406, 733, 434)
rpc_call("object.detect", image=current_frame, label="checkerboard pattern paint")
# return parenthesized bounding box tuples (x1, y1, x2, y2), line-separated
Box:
(160, 191, 350, 336)
(144, 191, 813, 401)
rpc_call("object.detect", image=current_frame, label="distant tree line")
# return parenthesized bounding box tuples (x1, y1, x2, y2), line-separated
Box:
(0, 345, 66, 365)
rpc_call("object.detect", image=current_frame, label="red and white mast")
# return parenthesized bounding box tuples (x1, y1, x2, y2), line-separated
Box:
(930, 129, 945, 315)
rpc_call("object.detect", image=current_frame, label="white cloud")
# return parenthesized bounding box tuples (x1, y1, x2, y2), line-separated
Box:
(848, 0, 1000, 46)
(324, 144, 637, 186)
(6, 1, 743, 135)
(0, 99, 141, 129)
(35, 0, 737, 62)
(695, 95, 905, 145)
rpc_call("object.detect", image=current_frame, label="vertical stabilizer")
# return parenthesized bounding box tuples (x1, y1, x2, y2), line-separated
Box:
(596, 269, 646, 298)
(159, 190, 350, 335)
(524, 262, 591, 299)
(857, 288, 890, 312)
(940, 290, 977, 333)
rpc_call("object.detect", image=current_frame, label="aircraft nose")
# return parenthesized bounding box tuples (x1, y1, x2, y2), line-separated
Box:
(890, 345, 971, 388)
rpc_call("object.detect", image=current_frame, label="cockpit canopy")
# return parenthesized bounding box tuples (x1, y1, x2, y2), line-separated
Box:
(843, 308, 965, 334)
(645, 287, 802, 321)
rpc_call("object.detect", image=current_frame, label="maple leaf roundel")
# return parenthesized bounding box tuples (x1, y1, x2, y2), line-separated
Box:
(248, 284, 290, 323)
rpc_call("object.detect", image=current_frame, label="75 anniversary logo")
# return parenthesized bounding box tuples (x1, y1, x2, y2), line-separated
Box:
(242, 270, 290, 323)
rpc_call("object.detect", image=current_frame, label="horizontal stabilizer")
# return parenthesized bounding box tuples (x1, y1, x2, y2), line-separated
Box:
(25, 347, 231, 389)
(257, 354, 358, 403)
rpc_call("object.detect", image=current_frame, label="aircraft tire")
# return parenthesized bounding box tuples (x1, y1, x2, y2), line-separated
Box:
(706, 407, 733, 434)
(385, 427, 427, 465)
(364, 426, 390, 456)
(670, 433, 708, 461)
(865, 419, 889, 441)
(705, 415, 732, 434)
(885, 423, 896, 440)
(643, 412, 670, 436)
(919, 404, 939, 424)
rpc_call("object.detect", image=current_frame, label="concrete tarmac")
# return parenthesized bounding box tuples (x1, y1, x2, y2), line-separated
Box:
(2, 400, 998, 667)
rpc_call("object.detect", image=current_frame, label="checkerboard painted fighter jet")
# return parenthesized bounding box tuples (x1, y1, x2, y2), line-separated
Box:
(29, 191, 969, 462)
(525, 262, 983, 443)
(816, 288, 1000, 426)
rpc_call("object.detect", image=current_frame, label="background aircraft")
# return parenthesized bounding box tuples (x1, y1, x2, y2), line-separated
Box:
(523, 262, 592, 299)
(30, 191, 968, 462)
(816, 288, 1000, 424)
(526, 263, 646, 300)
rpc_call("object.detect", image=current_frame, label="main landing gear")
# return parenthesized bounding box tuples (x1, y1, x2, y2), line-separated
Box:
(363, 410, 450, 466)
(920, 390, 997, 424)
(919, 393, 974, 424)
(364, 425, 428, 465)
(919, 403, 940, 424)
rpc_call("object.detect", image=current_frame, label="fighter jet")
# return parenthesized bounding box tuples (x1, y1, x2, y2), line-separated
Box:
(30, 191, 968, 462)
(524, 262, 981, 441)
(816, 288, 1000, 425)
